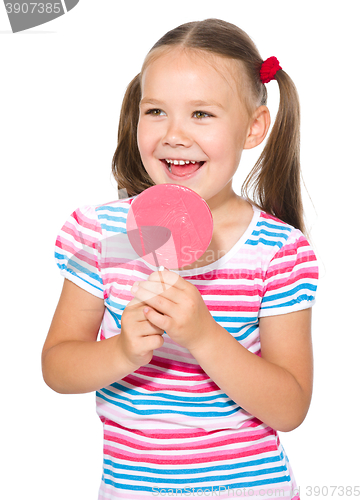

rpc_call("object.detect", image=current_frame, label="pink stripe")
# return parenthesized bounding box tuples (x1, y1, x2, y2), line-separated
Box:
(99, 483, 297, 500)
(104, 439, 277, 464)
(122, 373, 219, 393)
(266, 259, 318, 276)
(200, 284, 263, 297)
(271, 254, 318, 270)
(190, 270, 263, 282)
(102, 419, 213, 438)
(72, 207, 102, 233)
(61, 221, 100, 247)
(97, 400, 131, 421)
(102, 417, 233, 438)
(271, 247, 317, 266)
(98, 484, 146, 500)
(135, 367, 209, 381)
(265, 270, 318, 291)
(150, 356, 207, 374)
(104, 427, 274, 451)
(56, 237, 99, 269)
(103, 288, 133, 302)
(205, 300, 260, 312)
(260, 212, 288, 225)
(272, 239, 317, 263)
(102, 273, 133, 283)
(102, 259, 138, 270)
(102, 416, 265, 436)
(158, 344, 196, 361)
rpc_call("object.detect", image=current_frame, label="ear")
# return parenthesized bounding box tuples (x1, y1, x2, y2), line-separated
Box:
(243, 105, 271, 150)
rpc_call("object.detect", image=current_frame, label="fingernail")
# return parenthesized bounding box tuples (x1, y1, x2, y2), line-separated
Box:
(131, 282, 139, 293)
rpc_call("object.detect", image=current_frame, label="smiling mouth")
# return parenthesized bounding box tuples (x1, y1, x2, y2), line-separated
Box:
(161, 159, 205, 176)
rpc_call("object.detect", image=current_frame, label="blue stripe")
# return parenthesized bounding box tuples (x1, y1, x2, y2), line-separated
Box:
(106, 308, 122, 329)
(58, 267, 103, 293)
(55, 251, 67, 261)
(97, 213, 127, 223)
(245, 237, 284, 249)
(234, 324, 259, 341)
(96, 391, 240, 417)
(58, 258, 103, 284)
(262, 283, 317, 304)
(103, 465, 287, 485)
(213, 315, 257, 323)
(96, 205, 129, 213)
(103, 454, 282, 475)
(251, 228, 290, 241)
(105, 298, 125, 312)
(256, 220, 292, 232)
(103, 474, 290, 492)
(99, 223, 126, 232)
(262, 294, 315, 310)
(100, 387, 236, 409)
(104, 382, 230, 403)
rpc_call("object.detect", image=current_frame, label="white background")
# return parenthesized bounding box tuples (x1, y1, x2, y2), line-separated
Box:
(1, 1, 361, 498)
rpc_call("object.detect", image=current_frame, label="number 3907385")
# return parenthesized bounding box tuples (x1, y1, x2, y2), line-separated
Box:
(5, 3, 62, 14)
(306, 486, 360, 496)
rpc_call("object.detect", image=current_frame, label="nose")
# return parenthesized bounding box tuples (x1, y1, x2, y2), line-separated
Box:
(162, 119, 192, 148)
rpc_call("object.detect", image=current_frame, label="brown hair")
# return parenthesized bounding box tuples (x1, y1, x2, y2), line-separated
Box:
(112, 18, 305, 232)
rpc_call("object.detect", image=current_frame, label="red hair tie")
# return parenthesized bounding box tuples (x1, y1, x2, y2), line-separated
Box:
(260, 56, 282, 83)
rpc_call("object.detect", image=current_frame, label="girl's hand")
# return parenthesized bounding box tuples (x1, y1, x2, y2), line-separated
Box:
(118, 295, 165, 371)
(130, 270, 216, 351)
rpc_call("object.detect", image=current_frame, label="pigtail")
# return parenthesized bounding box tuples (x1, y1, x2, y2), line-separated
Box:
(242, 69, 305, 233)
(112, 74, 154, 197)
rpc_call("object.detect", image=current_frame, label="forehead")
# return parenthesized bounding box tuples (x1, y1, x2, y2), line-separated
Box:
(140, 47, 242, 99)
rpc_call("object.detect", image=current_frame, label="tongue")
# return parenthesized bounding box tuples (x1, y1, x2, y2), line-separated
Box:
(170, 162, 202, 176)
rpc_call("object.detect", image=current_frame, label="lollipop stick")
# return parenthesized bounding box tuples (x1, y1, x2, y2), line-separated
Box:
(152, 252, 166, 292)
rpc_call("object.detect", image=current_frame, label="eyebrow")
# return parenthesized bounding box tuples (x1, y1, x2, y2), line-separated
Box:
(140, 98, 225, 110)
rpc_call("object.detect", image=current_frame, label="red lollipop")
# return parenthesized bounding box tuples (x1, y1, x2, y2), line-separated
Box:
(126, 184, 213, 270)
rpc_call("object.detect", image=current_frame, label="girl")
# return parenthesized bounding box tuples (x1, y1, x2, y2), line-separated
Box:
(42, 19, 318, 500)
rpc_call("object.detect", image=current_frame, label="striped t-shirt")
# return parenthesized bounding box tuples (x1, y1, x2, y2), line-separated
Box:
(55, 196, 318, 500)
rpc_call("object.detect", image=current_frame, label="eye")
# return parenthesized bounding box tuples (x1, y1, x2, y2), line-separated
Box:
(145, 108, 165, 116)
(193, 111, 212, 119)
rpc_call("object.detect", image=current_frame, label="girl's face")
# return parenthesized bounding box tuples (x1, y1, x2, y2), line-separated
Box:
(137, 49, 255, 207)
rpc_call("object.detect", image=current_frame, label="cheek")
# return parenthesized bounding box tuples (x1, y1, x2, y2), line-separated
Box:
(136, 120, 145, 149)
(200, 128, 235, 162)
(137, 120, 153, 158)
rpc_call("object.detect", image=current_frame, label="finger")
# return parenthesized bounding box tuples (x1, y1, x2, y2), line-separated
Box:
(126, 295, 151, 309)
(143, 307, 169, 332)
(139, 315, 165, 335)
(126, 296, 163, 322)
(132, 279, 171, 299)
(147, 269, 181, 288)
(125, 299, 164, 331)
(158, 267, 166, 292)
(132, 282, 183, 314)
(136, 287, 175, 317)
(141, 331, 165, 351)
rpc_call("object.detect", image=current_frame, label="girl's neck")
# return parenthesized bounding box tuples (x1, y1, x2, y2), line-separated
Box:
(206, 188, 248, 228)
(178, 191, 254, 271)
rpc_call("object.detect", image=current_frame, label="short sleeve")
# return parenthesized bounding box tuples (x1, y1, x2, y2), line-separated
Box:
(54, 205, 104, 299)
(259, 229, 318, 317)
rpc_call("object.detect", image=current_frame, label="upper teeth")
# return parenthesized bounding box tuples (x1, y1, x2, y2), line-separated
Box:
(165, 159, 196, 165)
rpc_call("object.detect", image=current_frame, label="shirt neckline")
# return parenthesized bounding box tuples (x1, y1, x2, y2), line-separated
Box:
(176, 202, 261, 276)
(140, 201, 261, 277)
